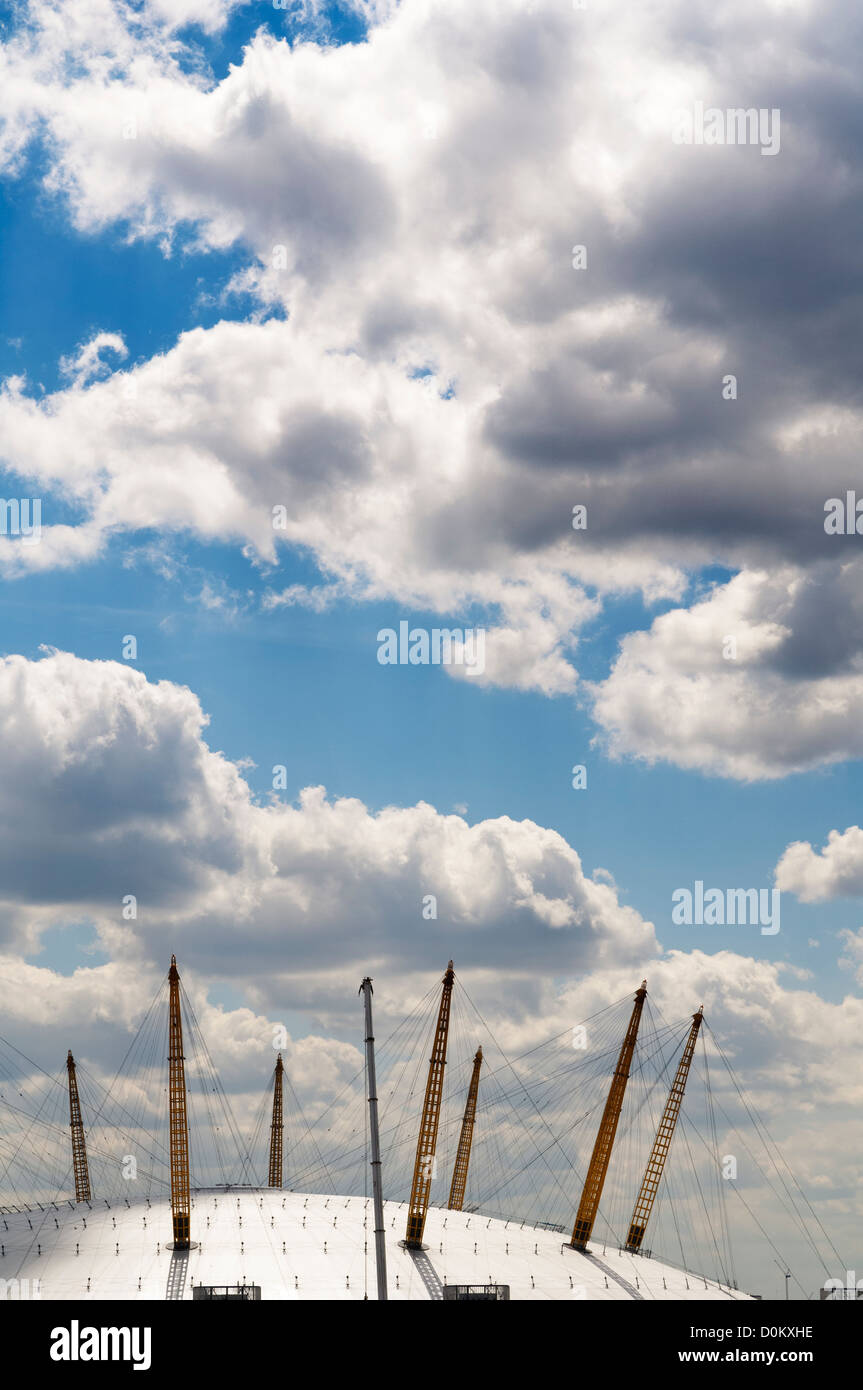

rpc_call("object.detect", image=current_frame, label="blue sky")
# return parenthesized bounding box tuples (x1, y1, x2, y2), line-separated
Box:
(0, 0, 859, 1017)
(0, 163, 860, 996)
(0, 0, 861, 1298)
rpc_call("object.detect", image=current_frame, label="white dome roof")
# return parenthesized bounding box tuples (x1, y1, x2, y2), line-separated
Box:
(1, 1189, 755, 1300)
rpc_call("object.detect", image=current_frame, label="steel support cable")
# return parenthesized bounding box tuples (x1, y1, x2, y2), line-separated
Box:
(650, 1000, 838, 1283)
(2, 1076, 100, 1272)
(381, 1005, 439, 1202)
(0, 1033, 70, 1105)
(380, 1006, 675, 1234)
(293, 1001, 434, 1194)
(74, 1061, 170, 1176)
(0, 1108, 66, 1198)
(246, 1076, 274, 1185)
(285, 982, 440, 1193)
(568, 1012, 696, 1247)
(492, 991, 644, 1067)
(632, 1040, 782, 1292)
(692, 1044, 832, 1278)
(290, 981, 441, 1187)
(77, 1010, 168, 1160)
(175, 988, 225, 1186)
(454, 980, 625, 1222)
(473, 1044, 620, 1216)
(639, 1011, 722, 1273)
(646, 997, 755, 1286)
(480, 1002, 628, 1097)
(283, 1067, 338, 1195)
(680, 1056, 736, 1284)
(655, 1072, 714, 1281)
(500, 1008, 685, 1093)
(674, 1109, 812, 1300)
(0, 1065, 69, 1199)
(380, 990, 438, 1136)
(69, 976, 170, 1195)
(184, 1009, 230, 1187)
(439, 997, 642, 1186)
(660, 1158, 691, 1275)
(0, 1118, 67, 1204)
(109, 988, 172, 1198)
(466, 1012, 624, 1135)
(670, 1098, 809, 1297)
(692, 1084, 832, 1282)
(376, 992, 444, 1193)
(696, 1038, 732, 1283)
(180, 983, 255, 1186)
(478, 1014, 685, 1119)
(485, 1057, 562, 1217)
(673, 1110, 733, 1287)
(701, 1040, 726, 1273)
(585, 1022, 688, 1250)
(701, 1036, 735, 1286)
(703, 1020, 844, 1273)
(620, 1016, 705, 1262)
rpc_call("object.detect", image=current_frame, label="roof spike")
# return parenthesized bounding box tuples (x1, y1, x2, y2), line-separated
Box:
(570, 979, 648, 1251)
(66, 1051, 91, 1203)
(404, 960, 455, 1247)
(167, 954, 192, 1249)
(448, 1046, 483, 1211)
(268, 1054, 284, 1188)
(625, 1007, 704, 1253)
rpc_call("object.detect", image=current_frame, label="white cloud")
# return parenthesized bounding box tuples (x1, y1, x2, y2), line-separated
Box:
(0, 651, 853, 1287)
(776, 827, 863, 901)
(0, 648, 856, 1115)
(59, 331, 128, 387)
(2, 0, 863, 741)
(0, 314, 612, 691)
(592, 569, 863, 780)
(0, 650, 657, 985)
(839, 927, 863, 985)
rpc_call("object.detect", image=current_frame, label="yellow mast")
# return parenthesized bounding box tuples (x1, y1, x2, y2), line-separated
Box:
(405, 960, 455, 1247)
(268, 1053, 284, 1188)
(626, 1007, 703, 1253)
(570, 980, 648, 1251)
(66, 1051, 91, 1203)
(168, 954, 192, 1249)
(448, 1045, 482, 1211)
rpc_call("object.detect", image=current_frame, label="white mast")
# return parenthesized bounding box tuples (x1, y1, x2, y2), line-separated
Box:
(359, 976, 388, 1301)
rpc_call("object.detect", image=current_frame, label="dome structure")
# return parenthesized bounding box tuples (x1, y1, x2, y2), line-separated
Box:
(1, 1189, 755, 1301)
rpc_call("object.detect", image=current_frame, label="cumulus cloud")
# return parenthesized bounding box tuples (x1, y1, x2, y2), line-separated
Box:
(0, 648, 855, 1108)
(0, 316, 609, 691)
(0, 647, 663, 1155)
(0, 650, 853, 1287)
(2, 0, 863, 727)
(592, 567, 863, 779)
(0, 650, 657, 989)
(607, 949, 863, 1113)
(776, 826, 863, 901)
(0, 2, 857, 1289)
